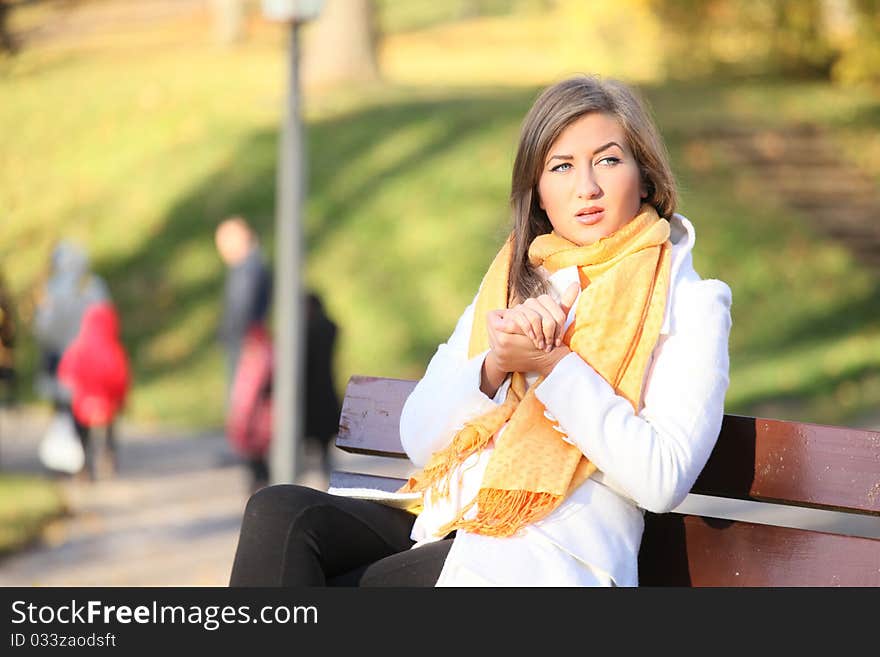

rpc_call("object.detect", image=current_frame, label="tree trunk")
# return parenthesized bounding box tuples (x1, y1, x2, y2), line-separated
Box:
(0, 1, 18, 55)
(302, 0, 379, 86)
(212, 0, 246, 45)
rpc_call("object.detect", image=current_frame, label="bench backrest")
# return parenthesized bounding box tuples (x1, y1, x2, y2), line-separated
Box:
(332, 375, 880, 586)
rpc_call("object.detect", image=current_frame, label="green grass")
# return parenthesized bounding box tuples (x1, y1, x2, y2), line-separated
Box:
(0, 474, 66, 558)
(2, 12, 879, 429)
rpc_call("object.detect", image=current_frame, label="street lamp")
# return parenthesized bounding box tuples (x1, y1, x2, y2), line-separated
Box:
(262, 0, 323, 484)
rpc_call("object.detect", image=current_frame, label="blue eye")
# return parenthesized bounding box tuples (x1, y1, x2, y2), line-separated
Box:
(551, 162, 572, 172)
(597, 156, 621, 166)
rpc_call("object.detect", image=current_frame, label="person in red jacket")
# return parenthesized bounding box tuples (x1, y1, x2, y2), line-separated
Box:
(58, 302, 130, 480)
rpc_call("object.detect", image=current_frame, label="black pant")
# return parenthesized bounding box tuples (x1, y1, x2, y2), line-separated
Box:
(229, 485, 453, 587)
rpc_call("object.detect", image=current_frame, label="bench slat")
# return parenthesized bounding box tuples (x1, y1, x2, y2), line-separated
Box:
(639, 513, 880, 586)
(329, 471, 407, 493)
(337, 376, 880, 515)
(692, 415, 880, 515)
(336, 376, 414, 458)
(326, 472, 880, 586)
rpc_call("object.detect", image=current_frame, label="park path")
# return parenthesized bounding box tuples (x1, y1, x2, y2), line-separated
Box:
(0, 408, 411, 587)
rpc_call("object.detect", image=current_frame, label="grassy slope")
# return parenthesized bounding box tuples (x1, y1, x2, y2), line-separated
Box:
(1, 9, 879, 429)
(0, 474, 66, 557)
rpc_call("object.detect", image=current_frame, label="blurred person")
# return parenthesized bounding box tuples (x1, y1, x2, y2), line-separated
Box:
(33, 241, 110, 478)
(57, 302, 130, 480)
(304, 291, 341, 474)
(230, 75, 731, 587)
(226, 319, 273, 494)
(215, 216, 272, 492)
(33, 240, 109, 411)
(224, 290, 341, 492)
(215, 217, 272, 388)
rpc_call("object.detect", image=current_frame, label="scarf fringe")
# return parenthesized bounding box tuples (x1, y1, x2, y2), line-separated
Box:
(437, 488, 562, 538)
(400, 420, 497, 498)
(400, 386, 520, 499)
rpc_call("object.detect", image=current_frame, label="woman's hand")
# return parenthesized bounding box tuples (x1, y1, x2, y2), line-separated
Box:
(479, 283, 579, 397)
(499, 282, 579, 352)
(480, 325, 571, 398)
(486, 315, 571, 378)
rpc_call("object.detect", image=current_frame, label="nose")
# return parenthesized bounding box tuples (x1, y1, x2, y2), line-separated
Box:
(576, 167, 601, 199)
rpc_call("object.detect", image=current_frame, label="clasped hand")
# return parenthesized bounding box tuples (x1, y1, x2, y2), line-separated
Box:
(484, 282, 579, 386)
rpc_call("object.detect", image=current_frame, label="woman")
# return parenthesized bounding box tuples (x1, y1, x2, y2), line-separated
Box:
(229, 74, 731, 587)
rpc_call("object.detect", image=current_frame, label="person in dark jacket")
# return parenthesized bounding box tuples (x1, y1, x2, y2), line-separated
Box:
(216, 217, 272, 381)
(305, 292, 341, 473)
(215, 216, 272, 491)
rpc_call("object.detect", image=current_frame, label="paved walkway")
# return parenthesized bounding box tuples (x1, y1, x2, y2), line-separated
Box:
(0, 408, 411, 586)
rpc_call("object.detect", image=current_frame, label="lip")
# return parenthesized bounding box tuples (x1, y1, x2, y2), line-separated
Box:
(575, 207, 605, 225)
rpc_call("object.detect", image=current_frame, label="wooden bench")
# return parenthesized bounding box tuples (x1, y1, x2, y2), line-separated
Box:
(330, 375, 880, 586)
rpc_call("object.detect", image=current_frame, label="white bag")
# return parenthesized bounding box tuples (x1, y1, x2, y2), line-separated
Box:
(38, 412, 85, 474)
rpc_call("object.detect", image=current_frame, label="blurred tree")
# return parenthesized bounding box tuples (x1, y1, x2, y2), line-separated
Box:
(832, 0, 880, 86)
(212, 0, 246, 45)
(303, 0, 379, 85)
(0, 0, 19, 54)
(768, 0, 836, 77)
(556, 0, 665, 82)
(650, 0, 843, 79)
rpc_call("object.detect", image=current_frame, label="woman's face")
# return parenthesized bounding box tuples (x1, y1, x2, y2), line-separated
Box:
(537, 112, 646, 246)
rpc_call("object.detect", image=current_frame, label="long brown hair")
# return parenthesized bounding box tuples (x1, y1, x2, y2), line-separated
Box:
(507, 75, 678, 304)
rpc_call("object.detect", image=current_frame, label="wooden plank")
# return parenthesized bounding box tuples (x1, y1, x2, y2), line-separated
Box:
(693, 415, 880, 515)
(335, 376, 415, 457)
(328, 471, 407, 493)
(335, 377, 880, 514)
(639, 513, 880, 586)
(328, 468, 880, 587)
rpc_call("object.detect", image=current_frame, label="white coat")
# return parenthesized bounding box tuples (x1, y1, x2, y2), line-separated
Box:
(399, 214, 732, 586)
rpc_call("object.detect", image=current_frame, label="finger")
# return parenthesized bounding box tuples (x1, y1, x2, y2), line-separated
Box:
(487, 311, 506, 346)
(487, 310, 508, 334)
(497, 308, 521, 334)
(526, 297, 559, 350)
(487, 320, 503, 352)
(555, 283, 580, 346)
(525, 298, 555, 349)
(560, 282, 580, 315)
(504, 309, 537, 342)
(535, 294, 568, 347)
(517, 306, 546, 349)
(501, 331, 537, 355)
(518, 304, 547, 349)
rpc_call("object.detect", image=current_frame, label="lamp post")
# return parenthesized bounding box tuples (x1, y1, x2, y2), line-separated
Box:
(262, 0, 323, 485)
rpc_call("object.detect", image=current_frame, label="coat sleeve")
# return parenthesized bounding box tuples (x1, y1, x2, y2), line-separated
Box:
(534, 278, 732, 513)
(399, 293, 502, 468)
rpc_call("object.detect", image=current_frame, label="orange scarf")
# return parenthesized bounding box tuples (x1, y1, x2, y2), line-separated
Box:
(400, 205, 672, 537)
